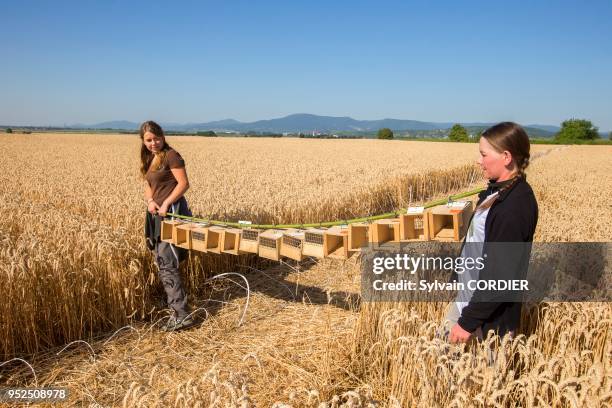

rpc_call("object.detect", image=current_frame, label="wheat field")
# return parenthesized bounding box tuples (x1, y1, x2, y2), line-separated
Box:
(1, 133, 609, 407)
(351, 145, 612, 407)
(2, 132, 494, 357)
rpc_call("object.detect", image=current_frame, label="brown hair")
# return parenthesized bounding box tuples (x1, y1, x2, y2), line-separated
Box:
(139, 120, 172, 177)
(476, 122, 531, 211)
(481, 121, 531, 177)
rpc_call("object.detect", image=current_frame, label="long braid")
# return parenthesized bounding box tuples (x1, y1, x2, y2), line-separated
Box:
(517, 156, 530, 178)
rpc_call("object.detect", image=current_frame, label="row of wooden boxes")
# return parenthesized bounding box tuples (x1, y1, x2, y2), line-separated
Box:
(160, 201, 473, 262)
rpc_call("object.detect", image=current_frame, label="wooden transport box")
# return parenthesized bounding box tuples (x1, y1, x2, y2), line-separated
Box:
(428, 201, 474, 242)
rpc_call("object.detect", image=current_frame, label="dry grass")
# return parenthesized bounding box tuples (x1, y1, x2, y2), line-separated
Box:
(529, 145, 612, 242)
(2, 133, 499, 224)
(1, 133, 486, 358)
(3, 260, 365, 407)
(352, 302, 610, 407)
(1, 134, 609, 407)
(350, 145, 612, 407)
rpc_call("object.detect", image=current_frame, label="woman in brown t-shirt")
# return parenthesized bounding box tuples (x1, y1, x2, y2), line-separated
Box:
(140, 120, 195, 331)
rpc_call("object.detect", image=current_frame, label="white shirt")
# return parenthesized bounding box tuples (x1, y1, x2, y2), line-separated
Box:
(455, 192, 499, 313)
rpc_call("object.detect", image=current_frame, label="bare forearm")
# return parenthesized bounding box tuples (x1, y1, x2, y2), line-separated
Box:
(162, 182, 189, 209)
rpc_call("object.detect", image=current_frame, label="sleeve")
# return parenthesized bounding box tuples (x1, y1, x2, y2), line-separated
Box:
(457, 207, 532, 332)
(166, 150, 186, 169)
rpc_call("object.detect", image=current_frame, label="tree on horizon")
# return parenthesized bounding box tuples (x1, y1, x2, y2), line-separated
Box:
(377, 128, 394, 140)
(555, 119, 599, 142)
(448, 124, 469, 142)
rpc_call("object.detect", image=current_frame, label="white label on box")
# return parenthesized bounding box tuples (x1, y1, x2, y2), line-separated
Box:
(238, 220, 252, 225)
(448, 201, 469, 209)
(407, 206, 424, 214)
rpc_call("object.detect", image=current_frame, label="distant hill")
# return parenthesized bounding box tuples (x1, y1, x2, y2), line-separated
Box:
(70, 120, 140, 130)
(464, 125, 557, 139)
(527, 124, 560, 133)
(65, 114, 559, 137)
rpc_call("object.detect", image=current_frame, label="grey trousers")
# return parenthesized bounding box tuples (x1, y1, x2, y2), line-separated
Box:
(154, 240, 189, 318)
(153, 198, 191, 319)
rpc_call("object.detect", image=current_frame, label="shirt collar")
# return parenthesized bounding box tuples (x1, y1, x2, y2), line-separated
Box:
(487, 177, 514, 192)
(488, 174, 524, 201)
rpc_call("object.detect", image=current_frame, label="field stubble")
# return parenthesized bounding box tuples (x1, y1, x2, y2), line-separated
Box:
(1, 133, 487, 358)
(1, 134, 610, 407)
(352, 145, 612, 407)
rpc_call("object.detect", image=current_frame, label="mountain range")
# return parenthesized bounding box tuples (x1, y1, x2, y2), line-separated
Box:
(69, 114, 560, 136)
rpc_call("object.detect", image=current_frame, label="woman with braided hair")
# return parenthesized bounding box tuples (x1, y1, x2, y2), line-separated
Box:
(444, 121, 538, 344)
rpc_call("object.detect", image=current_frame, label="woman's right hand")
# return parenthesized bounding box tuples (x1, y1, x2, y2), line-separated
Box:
(148, 200, 160, 214)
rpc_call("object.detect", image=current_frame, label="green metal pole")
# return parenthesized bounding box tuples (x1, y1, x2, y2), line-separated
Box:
(165, 186, 485, 229)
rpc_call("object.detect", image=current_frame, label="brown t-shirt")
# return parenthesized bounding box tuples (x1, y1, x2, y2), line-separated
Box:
(145, 149, 186, 205)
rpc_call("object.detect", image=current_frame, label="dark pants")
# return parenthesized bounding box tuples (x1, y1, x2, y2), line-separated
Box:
(153, 197, 192, 318)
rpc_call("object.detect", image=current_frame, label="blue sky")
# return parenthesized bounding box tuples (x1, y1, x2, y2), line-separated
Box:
(2, 0, 611, 130)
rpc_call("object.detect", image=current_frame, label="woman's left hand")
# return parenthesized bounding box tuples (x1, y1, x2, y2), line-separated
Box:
(449, 323, 472, 343)
(158, 202, 169, 216)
